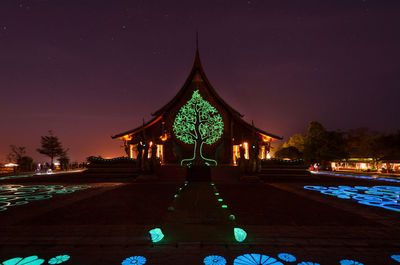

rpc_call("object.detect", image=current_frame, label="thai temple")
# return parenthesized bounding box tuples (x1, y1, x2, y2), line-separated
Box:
(112, 43, 282, 166)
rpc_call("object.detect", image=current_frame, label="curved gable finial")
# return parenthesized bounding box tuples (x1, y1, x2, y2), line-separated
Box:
(193, 31, 202, 68)
(196, 31, 199, 52)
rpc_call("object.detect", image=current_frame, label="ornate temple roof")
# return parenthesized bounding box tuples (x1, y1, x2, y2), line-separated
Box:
(112, 44, 282, 141)
(150, 47, 243, 118)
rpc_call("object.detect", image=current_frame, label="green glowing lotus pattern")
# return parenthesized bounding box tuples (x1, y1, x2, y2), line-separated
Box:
(0, 185, 90, 212)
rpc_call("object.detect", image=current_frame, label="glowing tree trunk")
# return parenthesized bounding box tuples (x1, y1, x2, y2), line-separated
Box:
(173, 90, 224, 167)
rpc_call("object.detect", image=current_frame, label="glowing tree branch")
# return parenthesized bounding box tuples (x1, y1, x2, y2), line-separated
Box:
(173, 90, 224, 167)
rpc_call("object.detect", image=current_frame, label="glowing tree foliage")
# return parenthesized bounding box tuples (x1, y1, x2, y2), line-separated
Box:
(173, 90, 224, 166)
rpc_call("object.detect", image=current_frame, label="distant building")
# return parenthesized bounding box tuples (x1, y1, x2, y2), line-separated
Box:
(379, 156, 400, 173)
(331, 158, 375, 171)
(112, 45, 282, 165)
(331, 157, 400, 173)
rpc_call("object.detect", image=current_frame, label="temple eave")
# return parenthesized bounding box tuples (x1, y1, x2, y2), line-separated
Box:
(111, 115, 163, 139)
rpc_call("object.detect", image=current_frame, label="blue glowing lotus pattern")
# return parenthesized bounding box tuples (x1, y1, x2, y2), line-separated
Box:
(339, 260, 363, 265)
(203, 255, 226, 265)
(277, 253, 296, 262)
(234, 254, 283, 265)
(392, 255, 400, 263)
(0, 185, 90, 212)
(121, 256, 146, 265)
(3, 253, 397, 264)
(311, 171, 400, 184)
(304, 185, 400, 212)
(47, 255, 70, 264)
(1, 256, 45, 265)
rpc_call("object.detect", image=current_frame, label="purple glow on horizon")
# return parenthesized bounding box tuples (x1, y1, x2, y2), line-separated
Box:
(1, 1, 399, 162)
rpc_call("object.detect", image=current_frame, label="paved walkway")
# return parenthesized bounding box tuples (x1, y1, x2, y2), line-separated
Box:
(0, 173, 399, 264)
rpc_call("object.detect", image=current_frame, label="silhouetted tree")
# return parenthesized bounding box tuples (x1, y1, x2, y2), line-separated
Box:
(37, 131, 68, 169)
(58, 155, 70, 170)
(7, 145, 26, 162)
(282, 133, 307, 153)
(7, 145, 33, 172)
(344, 127, 371, 157)
(303, 121, 348, 168)
(344, 128, 396, 169)
(381, 130, 400, 158)
(283, 123, 400, 170)
(275, 146, 302, 160)
(18, 156, 33, 172)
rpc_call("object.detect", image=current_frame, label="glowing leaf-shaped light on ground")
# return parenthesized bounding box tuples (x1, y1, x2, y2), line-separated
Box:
(233, 254, 283, 265)
(173, 90, 224, 167)
(340, 260, 363, 265)
(234, 228, 247, 242)
(392, 255, 400, 263)
(48, 255, 70, 264)
(2, 256, 45, 265)
(121, 256, 147, 265)
(277, 253, 296, 262)
(297, 262, 320, 265)
(149, 228, 164, 243)
(203, 255, 226, 265)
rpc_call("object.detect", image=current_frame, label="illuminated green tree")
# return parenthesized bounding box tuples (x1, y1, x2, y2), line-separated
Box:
(173, 90, 224, 167)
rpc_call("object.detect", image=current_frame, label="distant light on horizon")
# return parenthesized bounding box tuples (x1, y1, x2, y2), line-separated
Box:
(4, 163, 18, 167)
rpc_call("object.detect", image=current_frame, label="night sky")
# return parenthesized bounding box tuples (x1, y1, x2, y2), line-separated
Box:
(1, 0, 399, 162)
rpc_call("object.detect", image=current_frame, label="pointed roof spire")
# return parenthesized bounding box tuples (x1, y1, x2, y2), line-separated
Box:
(196, 31, 199, 52)
(193, 31, 202, 68)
